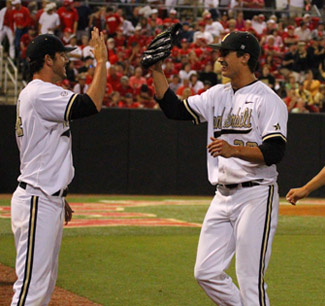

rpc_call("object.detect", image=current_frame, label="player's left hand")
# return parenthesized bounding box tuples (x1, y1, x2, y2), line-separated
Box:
(286, 187, 309, 205)
(207, 137, 234, 158)
(64, 200, 74, 225)
(89, 27, 107, 64)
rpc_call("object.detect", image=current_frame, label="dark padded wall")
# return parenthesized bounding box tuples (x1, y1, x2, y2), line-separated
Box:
(1, 106, 324, 197)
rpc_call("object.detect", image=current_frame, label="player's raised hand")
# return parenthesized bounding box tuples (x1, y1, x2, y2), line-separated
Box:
(90, 27, 107, 64)
(286, 187, 309, 205)
(207, 137, 234, 158)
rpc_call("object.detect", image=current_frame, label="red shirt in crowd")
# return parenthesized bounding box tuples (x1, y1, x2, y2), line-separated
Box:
(107, 72, 122, 91)
(57, 6, 78, 32)
(3, 7, 14, 30)
(12, 5, 30, 28)
(105, 12, 121, 35)
(20, 33, 34, 59)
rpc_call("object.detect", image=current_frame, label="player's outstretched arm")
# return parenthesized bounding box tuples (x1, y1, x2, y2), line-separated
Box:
(286, 167, 325, 205)
(86, 27, 108, 112)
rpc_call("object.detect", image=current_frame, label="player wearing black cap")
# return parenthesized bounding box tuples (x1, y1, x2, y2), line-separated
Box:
(148, 31, 288, 305)
(10, 29, 107, 305)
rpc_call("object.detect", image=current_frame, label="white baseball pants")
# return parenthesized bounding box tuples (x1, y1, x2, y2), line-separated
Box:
(11, 185, 65, 306)
(0, 25, 15, 59)
(194, 184, 279, 306)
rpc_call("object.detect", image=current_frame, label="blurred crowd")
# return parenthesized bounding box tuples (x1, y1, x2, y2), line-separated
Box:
(0, 0, 324, 111)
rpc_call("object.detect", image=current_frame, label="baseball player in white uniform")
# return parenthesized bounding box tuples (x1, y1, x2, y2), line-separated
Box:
(11, 28, 107, 305)
(150, 32, 288, 305)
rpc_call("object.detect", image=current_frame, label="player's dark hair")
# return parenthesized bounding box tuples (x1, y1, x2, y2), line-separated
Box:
(236, 50, 258, 72)
(27, 53, 56, 81)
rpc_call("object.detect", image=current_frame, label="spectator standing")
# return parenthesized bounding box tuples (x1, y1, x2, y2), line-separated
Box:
(38, 2, 60, 35)
(57, 0, 78, 35)
(88, 6, 106, 32)
(105, 6, 122, 37)
(0, 0, 15, 59)
(12, 0, 31, 57)
(73, 0, 92, 40)
(34, 0, 49, 26)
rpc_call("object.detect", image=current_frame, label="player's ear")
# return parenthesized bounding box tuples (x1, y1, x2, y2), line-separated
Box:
(44, 54, 53, 67)
(241, 53, 250, 65)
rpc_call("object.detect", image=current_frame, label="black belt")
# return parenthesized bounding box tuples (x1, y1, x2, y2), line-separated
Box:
(19, 181, 68, 197)
(217, 179, 263, 189)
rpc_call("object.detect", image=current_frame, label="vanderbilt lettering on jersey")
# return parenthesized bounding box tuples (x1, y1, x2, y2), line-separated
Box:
(212, 106, 253, 138)
(213, 106, 252, 135)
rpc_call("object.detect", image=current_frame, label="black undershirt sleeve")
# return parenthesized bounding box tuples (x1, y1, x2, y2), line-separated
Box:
(154, 88, 194, 120)
(66, 93, 98, 121)
(258, 137, 286, 166)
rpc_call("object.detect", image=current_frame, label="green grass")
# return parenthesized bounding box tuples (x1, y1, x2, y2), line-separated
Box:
(0, 196, 324, 305)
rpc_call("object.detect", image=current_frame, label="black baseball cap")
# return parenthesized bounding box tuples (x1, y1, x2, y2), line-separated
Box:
(209, 31, 260, 60)
(26, 34, 76, 62)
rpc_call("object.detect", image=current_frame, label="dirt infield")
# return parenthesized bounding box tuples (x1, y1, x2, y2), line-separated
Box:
(0, 263, 101, 306)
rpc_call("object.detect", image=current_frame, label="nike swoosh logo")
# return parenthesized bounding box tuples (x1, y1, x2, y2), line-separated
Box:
(245, 101, 254, 104)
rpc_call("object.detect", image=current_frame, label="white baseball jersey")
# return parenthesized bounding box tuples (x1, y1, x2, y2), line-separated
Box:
(186, 80, 288, 185)
(15, 79, 78, 196)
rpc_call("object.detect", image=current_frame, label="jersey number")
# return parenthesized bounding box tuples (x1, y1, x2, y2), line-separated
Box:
(15, 100, 23, 137)
(234, 140, 258, 147)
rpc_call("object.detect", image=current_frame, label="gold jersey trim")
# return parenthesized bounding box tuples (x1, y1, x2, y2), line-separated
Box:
(18, 196, 38, 306)
(262, 133, 287, 143)
(258, 185, 274, 306)
(183, 99, 200, 125)
(64, 94, 78, 122)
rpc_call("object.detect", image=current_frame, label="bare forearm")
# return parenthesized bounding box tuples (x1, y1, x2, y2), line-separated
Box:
(303, 167, 325, 193)
(232, 146, 265, 164)
(86, 61, 107, 111)
(152, 65, 169, 99)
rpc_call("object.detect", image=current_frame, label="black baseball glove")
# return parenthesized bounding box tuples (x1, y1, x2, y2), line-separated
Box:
(140, 23, 183, 69)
